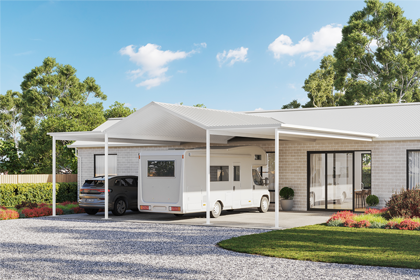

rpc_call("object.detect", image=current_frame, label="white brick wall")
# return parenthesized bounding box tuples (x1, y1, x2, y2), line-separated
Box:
(77, 139, 420, 211)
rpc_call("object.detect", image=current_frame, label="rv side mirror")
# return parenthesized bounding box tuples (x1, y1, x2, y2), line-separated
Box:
(264, 177, 269, 186)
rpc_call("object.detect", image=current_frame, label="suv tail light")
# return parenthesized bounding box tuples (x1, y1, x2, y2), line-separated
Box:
(169, 206, 181, 211)
(140, 205, 151, 210)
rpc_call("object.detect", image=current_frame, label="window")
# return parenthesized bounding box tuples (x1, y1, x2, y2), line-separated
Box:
(252, 169, 263, 185)
(94, 154, 117, 177)
(210, 166, 229, 182)
(408, 150, 420, 190)
(255, 154, 262, 160)
(124, 178, 136, 186)
(148, 160, 175, 177)
(361, 153, 371, 189)
(234, 166, 240, 181)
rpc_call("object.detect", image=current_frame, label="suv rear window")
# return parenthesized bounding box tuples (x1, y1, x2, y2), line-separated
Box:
(83, 180, 104, 187)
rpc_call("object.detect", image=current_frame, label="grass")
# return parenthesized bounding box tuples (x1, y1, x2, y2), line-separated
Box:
(218, 224, 420, 269)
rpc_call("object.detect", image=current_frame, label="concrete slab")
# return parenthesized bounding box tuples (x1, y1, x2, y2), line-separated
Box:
(58, 209, 332, 229)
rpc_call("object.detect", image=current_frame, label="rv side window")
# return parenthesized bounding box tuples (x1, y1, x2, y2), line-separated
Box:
(148, 160, 175, 177)
(210, 166, 229, 182)
(252, 169, 263, 185)
(234, 166, 240, 181)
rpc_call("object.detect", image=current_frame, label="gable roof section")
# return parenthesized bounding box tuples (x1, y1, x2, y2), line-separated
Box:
(246, 102, 420, 140)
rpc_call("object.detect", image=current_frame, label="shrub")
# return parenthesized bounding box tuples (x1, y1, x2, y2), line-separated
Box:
(0, 209, 19, 220)
(15, 201, 38, 210)
(364, 208, 388, 215)
(0, 182, 77, 206)
(386, 189, 420, 219)
(280, 187, 294, 200)
(327, 219, 343, 227)
(327, 211, 355, 224)
(21, 207, 63, 218)
(73, 207, 85, 214)
(396, 219, 420, 230)
(366, 195, 379, 206)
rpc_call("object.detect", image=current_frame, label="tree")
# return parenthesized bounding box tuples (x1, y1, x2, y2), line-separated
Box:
(301, 55, 343, 107)
(0, 140, 22, 174)
(0, 90, 22, 148)
(282, 100, 301, 109)
(18, 57, 107, 174)
(180, 102, 206, 108)
(104, 101, 136, 119)
(334, 0, 420, 104)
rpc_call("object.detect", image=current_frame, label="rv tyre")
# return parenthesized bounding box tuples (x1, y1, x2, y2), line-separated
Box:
(210, 201, 222, 218)
(258, 196, 269, 213)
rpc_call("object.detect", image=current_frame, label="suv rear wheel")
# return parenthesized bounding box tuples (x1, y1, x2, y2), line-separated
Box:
(85, 209, 99, 215)
(112, 198, 127, 216)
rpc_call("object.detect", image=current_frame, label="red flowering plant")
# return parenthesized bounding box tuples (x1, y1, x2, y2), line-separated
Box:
(364, 208, 388, 215)
(0, 209, 19, 220)
(72, 207, 85, 214)
(327, 211, 356, 224)
(343, 219, 357, 227)
(395, 219, 420, 230)
(22, 207, 63, 218)
(355, 220, 371, 228)
(385, 221, 399, 229)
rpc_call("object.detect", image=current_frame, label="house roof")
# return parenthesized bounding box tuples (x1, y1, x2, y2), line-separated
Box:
(246, 102, 420, 140)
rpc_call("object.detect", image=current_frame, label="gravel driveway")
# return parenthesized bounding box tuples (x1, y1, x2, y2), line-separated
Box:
(1, 217, 419, 279)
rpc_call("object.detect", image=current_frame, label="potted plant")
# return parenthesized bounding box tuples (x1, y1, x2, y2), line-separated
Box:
(280, 187, 294, 211)
(366, 194, 380, 209)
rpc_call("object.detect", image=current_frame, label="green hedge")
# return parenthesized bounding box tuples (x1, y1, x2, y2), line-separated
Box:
(0, 183, 78, 207)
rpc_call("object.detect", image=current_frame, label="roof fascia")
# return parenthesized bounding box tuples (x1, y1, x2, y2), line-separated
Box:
(280, 123, 378, 138)
(278, 129, 374, 142)
(373, 137, 420, 141)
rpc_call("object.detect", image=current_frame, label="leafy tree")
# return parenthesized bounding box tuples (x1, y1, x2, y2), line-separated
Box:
(282, 100, 301, 109)
(180, 102, 206, 108)
(0, 90, 22, 148)
(104, 101, 136, 119)
(334, 0, 420, 104)
(302, 55, 343, 107)
(0, 140, 22, 174)
(18, 57, 107, 174)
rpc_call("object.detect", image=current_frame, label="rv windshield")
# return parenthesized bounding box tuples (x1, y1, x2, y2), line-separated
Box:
(252, 169, 263, 186)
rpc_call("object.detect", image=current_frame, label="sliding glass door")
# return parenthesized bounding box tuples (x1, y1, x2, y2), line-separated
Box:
(308, 152, 354, 210)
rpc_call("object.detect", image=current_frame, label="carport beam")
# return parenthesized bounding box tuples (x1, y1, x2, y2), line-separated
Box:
(275, 128, 279, 228)
(52, 136, 56, 216)
(104, 133, 110, 219)
(206, 129, 211, 225)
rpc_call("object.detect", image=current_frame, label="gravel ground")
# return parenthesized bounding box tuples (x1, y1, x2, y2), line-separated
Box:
(1, 217, 420, 280)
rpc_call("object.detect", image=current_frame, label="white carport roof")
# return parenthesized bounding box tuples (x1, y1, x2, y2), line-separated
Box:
(52, 102, 377, 146)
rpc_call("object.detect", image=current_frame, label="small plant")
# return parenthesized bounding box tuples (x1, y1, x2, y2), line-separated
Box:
(366, 195, 379, 206)
(0, 209, 19, 220)
(355, 220, 371, 228)
(396, 219, 420, 230)
(279, 187, 294, 200)
(327, 219, 343, 227)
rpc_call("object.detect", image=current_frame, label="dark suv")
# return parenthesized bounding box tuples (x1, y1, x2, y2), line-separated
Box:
(79, 176, 138, 216)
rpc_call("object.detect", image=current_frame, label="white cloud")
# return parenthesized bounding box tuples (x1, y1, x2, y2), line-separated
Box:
(288, 83, 296, 90)
(177, 70, 187, 74)
(120, 43, 192, 89)
(216, 47, 248, 67)
(268, 24, 342, 60)
(195, 42, 207, 48)
(288, 60, 296, 67)
(254, 107, 264, 111)
(124, 103, 132, 107)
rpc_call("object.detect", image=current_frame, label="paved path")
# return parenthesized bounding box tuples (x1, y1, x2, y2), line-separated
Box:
(1, 218, 419, 279)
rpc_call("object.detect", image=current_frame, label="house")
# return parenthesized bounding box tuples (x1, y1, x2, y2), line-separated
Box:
(48, 102, 420, 224)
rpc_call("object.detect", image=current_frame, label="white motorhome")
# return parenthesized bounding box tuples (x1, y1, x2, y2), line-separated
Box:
(138, 146, 270, 217)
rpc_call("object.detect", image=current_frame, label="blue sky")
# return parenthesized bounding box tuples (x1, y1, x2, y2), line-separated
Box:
(2, 1, 420, 112)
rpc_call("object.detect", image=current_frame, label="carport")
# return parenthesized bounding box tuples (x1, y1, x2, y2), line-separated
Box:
(48, 102, 376, 228)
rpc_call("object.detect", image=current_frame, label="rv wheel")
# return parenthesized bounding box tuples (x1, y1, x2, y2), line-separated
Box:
(258, 196, 269, 213)
(210, 201, 222, 218)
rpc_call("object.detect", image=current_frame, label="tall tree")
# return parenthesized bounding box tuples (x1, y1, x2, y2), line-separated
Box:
(302, 55, 343, 108)
(0, 90, 22, 148)
(104, 101, 136, 119)
(19, 57, 107, 174)
(334, 0, 420, 104)
(282, 100, 301, 109)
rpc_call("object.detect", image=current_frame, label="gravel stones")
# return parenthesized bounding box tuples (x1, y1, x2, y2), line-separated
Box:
(1, 217, 419, 279)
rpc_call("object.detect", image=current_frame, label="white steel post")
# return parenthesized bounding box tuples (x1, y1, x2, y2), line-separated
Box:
(104, 133, 109, 219)
(275, 128, 280, 228)
(52, 136, 56, 216)
(206, 129, 211, 225)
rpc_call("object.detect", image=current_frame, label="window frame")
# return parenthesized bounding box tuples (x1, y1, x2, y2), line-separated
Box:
(407, 149, 420, 190)
(210, 166, 230, 182)
(94, 154, 117, 177)
(147, 160, 176, 178)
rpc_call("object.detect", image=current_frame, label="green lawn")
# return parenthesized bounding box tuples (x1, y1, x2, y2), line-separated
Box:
(218, 224, 420, 269)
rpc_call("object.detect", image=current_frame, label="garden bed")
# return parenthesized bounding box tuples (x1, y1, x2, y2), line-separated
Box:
(0, 201, 85, 220)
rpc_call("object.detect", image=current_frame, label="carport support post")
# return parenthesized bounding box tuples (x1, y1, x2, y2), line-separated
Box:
(206, 129, 211, 225)
(52, 136, 56, 216)
(104, 133, 109, 219)
(274, 128, 279, 229)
